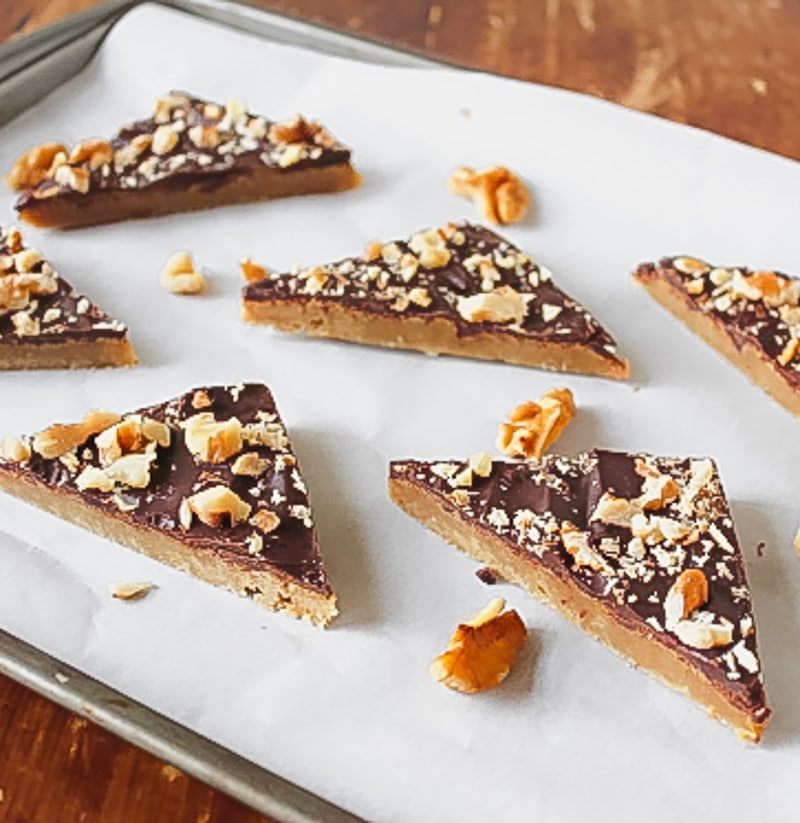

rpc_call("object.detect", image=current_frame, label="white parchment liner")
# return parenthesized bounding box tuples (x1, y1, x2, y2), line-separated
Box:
(0, 5, 799, 820)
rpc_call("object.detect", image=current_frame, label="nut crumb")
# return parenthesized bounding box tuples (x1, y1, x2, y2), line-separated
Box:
(110, 581, 154, 601)
(430, 598, 527, 693)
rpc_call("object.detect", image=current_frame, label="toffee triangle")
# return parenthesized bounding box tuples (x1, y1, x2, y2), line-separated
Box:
(0, 224, 136, 369)
(0, 384, 337, 626)
(389, 448, 769, 739)
(6, 92, 359, 229)
(242, 222, 628, 377)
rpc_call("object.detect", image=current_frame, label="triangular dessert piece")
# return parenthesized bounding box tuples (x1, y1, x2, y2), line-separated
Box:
(242, 222, 628, 378)
(6, 92, 359, 229)
(389, 448, 770, 739)
(635, 256, 800, 418)
(0, 384, 337, 625)
(0, 224, 136, 369)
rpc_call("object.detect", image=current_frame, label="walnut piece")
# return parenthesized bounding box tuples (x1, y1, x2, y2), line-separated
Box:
(32, 410, 122, 460)
(69, 139, 113, 170)
(4, 143, 68, 191)
(430, 598, 527, 693)
(496, 388, 575, 460)
(446, 165, 530, 224)
(160, 251, 207, 295)
(664, 568, 709, 628)
(182, 413, 243, 463)
(181, 485, 251, 528)
(456, 285, 529, 325)
(0, 435, 31, 463)
(251, 508, 281, 534)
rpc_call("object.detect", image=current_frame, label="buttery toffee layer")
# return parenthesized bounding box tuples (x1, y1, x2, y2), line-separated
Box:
(0, 384, 333, 605)
(0, 224, 133, 359)
(390, 448, 769, 728)
(11, 92, 355, 225)
(243, 222, 628, 376)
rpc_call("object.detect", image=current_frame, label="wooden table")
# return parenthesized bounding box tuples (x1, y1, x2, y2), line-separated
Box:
(0, 1, 797, 820)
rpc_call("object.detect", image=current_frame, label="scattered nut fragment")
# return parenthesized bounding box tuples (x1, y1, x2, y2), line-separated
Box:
(240, 258, 269, 283)
(672, 612, 734, 650)
(496, 388, 575, 460)
(182, 485, 251, 528)
(191, 390, 212, 410)
(110, 581, 154, 601)
(430, 598, 527, 693)
(32, 410, 121, 460)
(447, 165, 530, 224)
(160, 251, 207, 295)
(4, 142, 68, 190)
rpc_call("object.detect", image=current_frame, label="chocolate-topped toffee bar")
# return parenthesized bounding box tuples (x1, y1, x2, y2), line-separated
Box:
(6, 92, 359, 229)
(635, 256, 800, 418)
(242, 222, 629, 377)
(389, 449, 770, 740)
(0, 224, 136, 369)
(0, 384, 337, 626)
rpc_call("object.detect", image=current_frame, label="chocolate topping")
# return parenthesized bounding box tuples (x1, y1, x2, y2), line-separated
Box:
(391, 449, 769, 722)
(243, 223, 623, 364)
(3, 384, 331, 595)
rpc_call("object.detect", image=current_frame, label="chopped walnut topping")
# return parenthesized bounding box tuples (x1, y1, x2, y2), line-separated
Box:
(468, 451, 493, 477)
(95, 417, 169, 467)
(152, 124, 180, 155)
(496, 388, 575, 460)
(4, 143, 68, 191)
(231, 452, 271, 477)
(246, 533, 264, 555)
(182, 485, 251, 528)
(240, 258, 269, 283)
(456, 285, 529, 324)
(251, 508, 280, 534)
(561, 523, 614, 574)
(188, 124, 220, 150)
(664, 568, 709, 629)
(69, 139, 113, 170)
(160, 251, 207, 295)
(190, 390, 212, 410)
(364, 240, 383, 262)
(32, 410, 121, 460)
(54, 165, 90, 194)
(447, 165, 530, 224)
(672, 612, 734, 649)
(673, 257, 710, 276)
(0, 436, 31, 463)
(430, 598, 527, 693)
(182, 413, 243, 463)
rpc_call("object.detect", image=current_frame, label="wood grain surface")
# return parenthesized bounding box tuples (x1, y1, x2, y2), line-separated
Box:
(0, 1, 798, 821)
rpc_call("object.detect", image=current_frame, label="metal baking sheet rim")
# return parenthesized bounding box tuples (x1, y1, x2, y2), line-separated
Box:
(0, 1, 441, 819)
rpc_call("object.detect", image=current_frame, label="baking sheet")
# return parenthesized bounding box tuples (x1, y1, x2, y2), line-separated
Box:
(1, 3, 800, 820)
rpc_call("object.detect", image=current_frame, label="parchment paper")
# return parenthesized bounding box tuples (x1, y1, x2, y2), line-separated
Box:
(1, 5, 799, 821)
